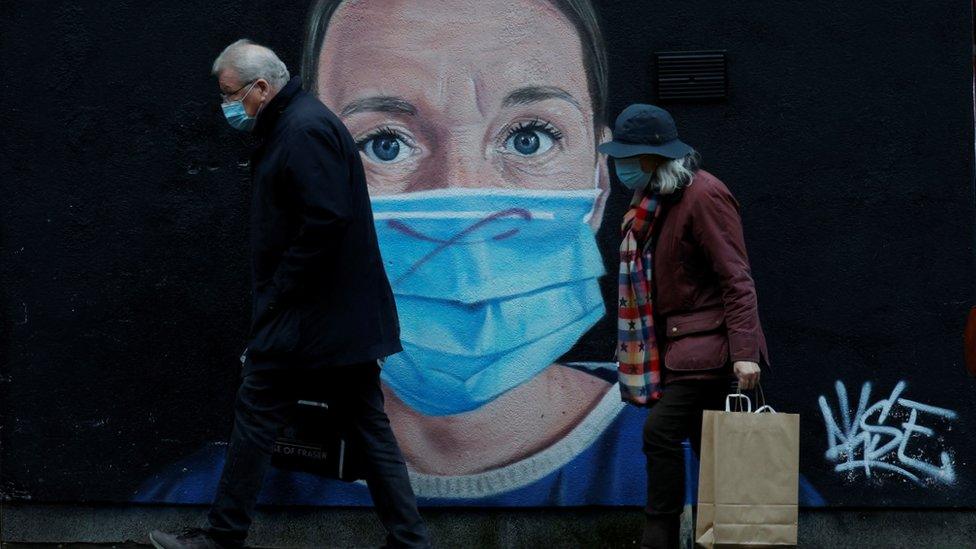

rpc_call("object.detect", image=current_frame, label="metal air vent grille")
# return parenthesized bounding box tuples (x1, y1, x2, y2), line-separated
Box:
(655, 50, 727, 101)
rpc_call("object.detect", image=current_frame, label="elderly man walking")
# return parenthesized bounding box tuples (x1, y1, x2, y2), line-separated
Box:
(149, 40, 430, 549)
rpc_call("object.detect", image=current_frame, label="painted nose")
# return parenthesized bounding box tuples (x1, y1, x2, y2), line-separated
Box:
(418, 134, 507, 190)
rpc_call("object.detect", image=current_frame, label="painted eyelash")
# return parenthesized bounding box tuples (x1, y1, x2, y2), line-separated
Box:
(506, 118, 564, 141)
(355, 126, 409, 149)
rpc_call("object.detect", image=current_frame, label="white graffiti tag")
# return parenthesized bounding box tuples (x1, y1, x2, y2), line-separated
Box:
(818, 380, 957, 485)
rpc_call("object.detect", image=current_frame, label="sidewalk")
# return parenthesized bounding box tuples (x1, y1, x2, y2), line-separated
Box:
(5, 504, 976, 548)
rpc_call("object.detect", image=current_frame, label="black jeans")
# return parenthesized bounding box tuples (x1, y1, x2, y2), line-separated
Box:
(641, 378, 731, 549)
(206, 361, 430, 549)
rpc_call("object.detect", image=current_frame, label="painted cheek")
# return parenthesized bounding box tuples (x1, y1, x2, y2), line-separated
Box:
(377, 160, 449, 193)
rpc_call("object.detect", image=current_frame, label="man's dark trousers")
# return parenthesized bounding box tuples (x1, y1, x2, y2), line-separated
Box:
(206, 360, 430, 548)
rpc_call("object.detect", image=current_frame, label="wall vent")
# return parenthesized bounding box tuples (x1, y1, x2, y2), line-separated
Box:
(654, 50, 727, 101)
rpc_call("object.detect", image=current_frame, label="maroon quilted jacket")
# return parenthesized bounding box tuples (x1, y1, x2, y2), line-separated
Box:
(652, 169, 769, 378)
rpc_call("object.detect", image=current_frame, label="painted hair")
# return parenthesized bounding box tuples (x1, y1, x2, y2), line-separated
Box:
(300, 0, 608, 134)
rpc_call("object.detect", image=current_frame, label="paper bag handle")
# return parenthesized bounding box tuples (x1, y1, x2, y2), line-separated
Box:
(725, 393, 752, 413)
(753, 383, 777, 413)
(727, 383, 777, 413)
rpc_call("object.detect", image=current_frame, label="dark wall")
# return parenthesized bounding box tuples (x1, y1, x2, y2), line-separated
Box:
(1, 0, 974, 506)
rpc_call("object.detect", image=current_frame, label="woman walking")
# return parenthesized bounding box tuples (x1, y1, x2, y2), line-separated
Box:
(598, 104, 769, 549)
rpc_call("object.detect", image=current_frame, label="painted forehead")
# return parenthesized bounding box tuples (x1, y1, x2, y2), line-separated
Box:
(316, 0, 592, 112)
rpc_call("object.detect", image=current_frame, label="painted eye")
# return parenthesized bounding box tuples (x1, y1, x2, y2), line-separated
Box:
(502, 120, 563, 157)
(357, 129, 414, 164)
(505, 128, 555, 157)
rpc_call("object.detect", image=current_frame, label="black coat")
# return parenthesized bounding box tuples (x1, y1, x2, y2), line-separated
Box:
(244, 76, 401, 370)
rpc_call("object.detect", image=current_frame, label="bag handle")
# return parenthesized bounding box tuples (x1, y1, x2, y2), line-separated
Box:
(754, 382, 776, 413)
(725, 393, 752, 413)
(726, 383, 778, 413)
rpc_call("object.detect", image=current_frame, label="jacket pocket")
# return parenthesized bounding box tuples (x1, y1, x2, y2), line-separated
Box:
(663, 308, 729, 371)
(249, 306, 301, 356)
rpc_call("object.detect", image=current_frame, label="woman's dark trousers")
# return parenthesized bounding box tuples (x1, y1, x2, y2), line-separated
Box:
(641, 379, 730, 549)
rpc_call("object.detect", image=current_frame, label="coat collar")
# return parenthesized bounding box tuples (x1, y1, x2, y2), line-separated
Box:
(252, 76, 303, 138)
(662, 185, 687, 203)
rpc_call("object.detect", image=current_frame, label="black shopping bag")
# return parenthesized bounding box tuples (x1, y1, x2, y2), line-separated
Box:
(271, 399, 365, 482)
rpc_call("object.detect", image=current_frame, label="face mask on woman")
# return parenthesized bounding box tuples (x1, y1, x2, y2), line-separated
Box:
(370, 182, 606, 416)
(614, 157, 652, 190)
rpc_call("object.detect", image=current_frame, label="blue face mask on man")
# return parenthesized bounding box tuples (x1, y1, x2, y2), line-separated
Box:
(614, 157, 652, 190)
(221, 81, 258, 132)
(370, 186, 606, 416)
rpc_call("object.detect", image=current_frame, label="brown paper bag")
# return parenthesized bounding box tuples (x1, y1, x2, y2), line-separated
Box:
(695, 394, 799, 548)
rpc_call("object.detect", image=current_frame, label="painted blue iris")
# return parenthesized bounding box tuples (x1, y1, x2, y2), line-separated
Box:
(511, 130, 540, 155)
(371, 136, 400, 162)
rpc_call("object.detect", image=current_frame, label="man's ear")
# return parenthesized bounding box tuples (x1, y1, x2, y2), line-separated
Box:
(256, 79, 272, 100)
(589, 126, 613, 232)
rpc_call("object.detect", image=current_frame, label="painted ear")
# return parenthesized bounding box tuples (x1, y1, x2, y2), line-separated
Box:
(589, 126, 613, 232)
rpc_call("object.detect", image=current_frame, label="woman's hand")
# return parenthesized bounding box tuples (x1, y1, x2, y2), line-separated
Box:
(733, 361, 761, 390)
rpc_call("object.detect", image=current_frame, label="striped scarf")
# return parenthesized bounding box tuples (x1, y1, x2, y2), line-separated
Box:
(617, 190, 664, 405)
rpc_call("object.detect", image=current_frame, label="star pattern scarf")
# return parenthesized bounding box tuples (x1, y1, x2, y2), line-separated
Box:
(617, 190, 663, 405)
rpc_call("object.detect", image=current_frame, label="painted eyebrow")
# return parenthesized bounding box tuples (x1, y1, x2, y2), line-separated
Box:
(501, 86, 582, 110)
(340, 96, 417, 117)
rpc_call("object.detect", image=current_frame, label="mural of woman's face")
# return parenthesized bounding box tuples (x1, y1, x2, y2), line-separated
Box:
(314, 0, 612, 423)
(316, 0, 609, 211)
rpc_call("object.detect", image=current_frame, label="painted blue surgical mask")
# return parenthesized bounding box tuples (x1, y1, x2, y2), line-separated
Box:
(614, 157, 652, 190)
(371, 186, 607, 416)
(221, 81, 258, 132)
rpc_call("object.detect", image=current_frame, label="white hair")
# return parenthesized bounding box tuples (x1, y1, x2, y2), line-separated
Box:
(211, 39, 290, 90)
(653, 150, 701, 195)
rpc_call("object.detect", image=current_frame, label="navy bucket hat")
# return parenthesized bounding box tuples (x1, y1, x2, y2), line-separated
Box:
(598, 104, 693, 159)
